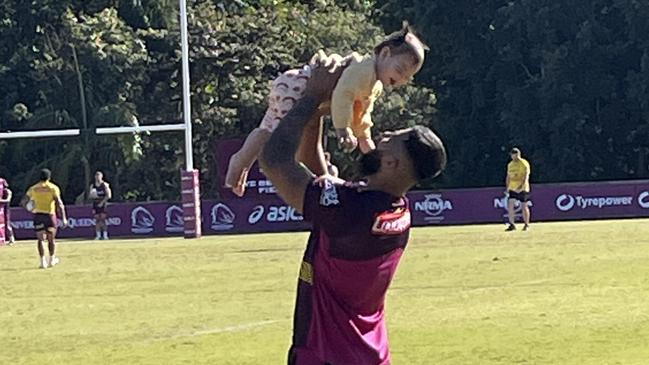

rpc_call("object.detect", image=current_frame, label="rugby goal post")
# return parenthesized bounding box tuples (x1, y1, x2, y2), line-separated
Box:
(0, 0, 201, 242)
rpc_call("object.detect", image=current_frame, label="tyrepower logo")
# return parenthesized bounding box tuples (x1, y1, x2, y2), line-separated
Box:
(248, 205, 303, 224)
(638, 191, 649, 209)
(554, 194, 576, 211)
(555, 194, 633, 212)
(413, 194, 453, 222)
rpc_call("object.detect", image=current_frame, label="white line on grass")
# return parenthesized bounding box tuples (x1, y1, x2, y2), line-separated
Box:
(192, 320, 281, 336)
(153, 319, 282, 342)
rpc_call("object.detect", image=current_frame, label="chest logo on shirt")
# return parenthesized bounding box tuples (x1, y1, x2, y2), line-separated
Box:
(371, 208, 411, 235)
(319, 180, 339, 207)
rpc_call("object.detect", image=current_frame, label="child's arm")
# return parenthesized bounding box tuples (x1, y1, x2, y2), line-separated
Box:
(352, 121, 375, 154)
(331, 53, 363, 131)
(331, 77, 358, 151)
(350, 88, 380, 153)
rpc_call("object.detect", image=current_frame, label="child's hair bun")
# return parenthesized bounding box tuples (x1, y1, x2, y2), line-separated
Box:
(374, 21, 429, 60)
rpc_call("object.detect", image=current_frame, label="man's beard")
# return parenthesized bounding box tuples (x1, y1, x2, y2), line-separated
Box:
(359, 150, 382, 176)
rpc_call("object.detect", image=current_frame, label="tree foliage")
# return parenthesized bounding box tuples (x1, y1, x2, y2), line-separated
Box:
(1, 0, 437, 201)
(2, 0, 646, 203)
(375, 0, 649, 186)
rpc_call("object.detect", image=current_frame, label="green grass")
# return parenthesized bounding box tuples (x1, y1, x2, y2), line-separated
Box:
(2, 219, 649, 364)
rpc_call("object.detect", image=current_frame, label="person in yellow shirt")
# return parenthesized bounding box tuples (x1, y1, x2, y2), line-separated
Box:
(505, 148, 531, 231)
(224, 23, 427, 197)
(20, 169, 68, 269)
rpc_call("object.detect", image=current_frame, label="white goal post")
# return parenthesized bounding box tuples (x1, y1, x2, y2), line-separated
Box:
(1, 0, 194, 170)
(0, 0, 202, 240)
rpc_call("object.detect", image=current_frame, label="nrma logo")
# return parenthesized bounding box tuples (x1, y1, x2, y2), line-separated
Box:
(494, 195, 533, 220)
(414, 194, 453, 222)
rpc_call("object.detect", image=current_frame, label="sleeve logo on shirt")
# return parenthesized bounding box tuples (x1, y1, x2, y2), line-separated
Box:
(319, 180, 339, 207)
(299, 261, 313, 285)
(371, 208, 411, 235)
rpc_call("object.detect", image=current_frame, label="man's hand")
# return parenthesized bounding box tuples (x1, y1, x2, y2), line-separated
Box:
(313, 174, 346, 187)
(305, 53, 346, 103)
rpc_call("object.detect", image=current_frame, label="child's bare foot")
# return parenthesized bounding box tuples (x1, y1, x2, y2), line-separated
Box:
(225, 160, 239, 188)
(225, 155, 249, 197)
(231, 168, 249, 197)
(357, 137, 376, 154)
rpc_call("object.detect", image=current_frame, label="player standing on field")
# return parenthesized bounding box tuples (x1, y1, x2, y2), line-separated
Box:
(89, 171, 111, 240)
(505, 147, 531, 231)
(21, 169, 68, 269)
(259, 56, 447, 365)
(0, 176, 16, 244)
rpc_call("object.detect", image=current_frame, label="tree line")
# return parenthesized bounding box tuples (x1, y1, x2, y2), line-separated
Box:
(1, 0, 648, 204)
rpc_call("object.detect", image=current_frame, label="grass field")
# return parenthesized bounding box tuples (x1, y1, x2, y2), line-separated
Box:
(2, 219, 649, 365)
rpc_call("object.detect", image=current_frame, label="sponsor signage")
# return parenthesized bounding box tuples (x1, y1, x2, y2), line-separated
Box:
(555, 194, 633, 212)
(5, 180, 649, 240)
(639, 191, 649, 209)
(413, 193, 453, 223)
(247, 204, 304, 225)
(165, 206, 184, 233)
(210, 203, 236, 231)
(131, 206, 155, 234)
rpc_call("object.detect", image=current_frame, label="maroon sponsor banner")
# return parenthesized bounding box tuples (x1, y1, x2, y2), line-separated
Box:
(215, 138, 277, 199)
(531, 180, 649, 220)
(201, 197, 309, 234)
(6, 179, 649, 240)
(407, 180, 649, 225)
(9, 202, 179, 240)
(409, 188, 506, 226)
(7, 197, 308, 239)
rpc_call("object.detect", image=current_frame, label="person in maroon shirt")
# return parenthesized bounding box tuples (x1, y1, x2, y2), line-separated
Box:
(259, 56, 447, 365)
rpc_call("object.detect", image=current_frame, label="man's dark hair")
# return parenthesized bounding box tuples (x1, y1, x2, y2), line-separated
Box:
(404, 126, 447, 181)
(374, 21, 429, 65)
(39, 168, 51, 181)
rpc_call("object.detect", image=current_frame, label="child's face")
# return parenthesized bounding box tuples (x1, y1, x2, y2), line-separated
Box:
(376, 49, 422, 88)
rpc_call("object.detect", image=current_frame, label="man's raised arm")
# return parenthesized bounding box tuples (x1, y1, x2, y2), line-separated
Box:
(259, 58, 344, 213)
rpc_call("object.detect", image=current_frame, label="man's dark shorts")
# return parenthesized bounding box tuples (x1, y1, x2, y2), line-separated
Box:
(33, 213, 57, 232)
(93, 204, 107, 216)
(508, 190, 530, 203)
